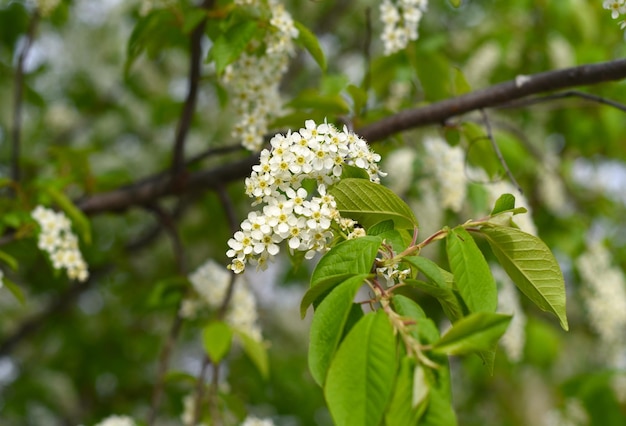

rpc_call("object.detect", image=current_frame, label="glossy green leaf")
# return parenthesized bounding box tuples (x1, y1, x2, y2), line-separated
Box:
(46, 187, 92, 245)
(309, 274, 369, 386)
(403, 279, 465, 323)
(301, 236, 381, 317)
(234, 329, 268, 379)
(432, 312, 512, 356)
(420, 381, 458, 426)
(446, 227, 497, 313)
(385, 357, 428, 426)
(325, 310, 397, 426)
(330, 178, 419, 230)
(211, 20, 258, 74)
(294, 20, 327, 71)
(202, 321, 233, 364)
(480, 225, 569, 330)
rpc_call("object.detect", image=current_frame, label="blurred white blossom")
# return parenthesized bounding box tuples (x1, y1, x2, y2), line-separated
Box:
(223, 0, 298, 151)
(576, 241, 626, 368)
(423, 137, 467, 213)
(94, 415, 136, 426)
(494, 265, 526, 362)
(31, 206, 89, 282)
(383, 146, 416, 194)
(380, 0, 428, 55)
(241, 416, 275, 426)
(184, 259, 263, 342)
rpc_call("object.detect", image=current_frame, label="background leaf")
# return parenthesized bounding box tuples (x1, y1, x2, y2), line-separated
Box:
(202, 321, 233, 364)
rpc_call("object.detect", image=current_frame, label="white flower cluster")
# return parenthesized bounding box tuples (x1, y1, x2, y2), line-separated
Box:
(223, 0, 299, 151)
(31, 206, 89, 282)
(423, 137, 467, 213)
(576, 242, 626, 368)
(603, 1, 626, 34)
(227, 120, 385, 274)
(380, 0, 428, 55)
(183, 259, 263, 342)
(242, 416, 275, 426)
(93, 415, 136, 426)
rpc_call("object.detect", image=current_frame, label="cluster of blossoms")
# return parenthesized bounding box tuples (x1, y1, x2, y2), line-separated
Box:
(227, 120, 385, 274)
(31, 206, 89, 282)
(223, 0, 299, 151)
(182, 259, 263, 342)
(380, 0, 428, 55)
(603, 1, 626, 34)
(576, 242, 626, 369)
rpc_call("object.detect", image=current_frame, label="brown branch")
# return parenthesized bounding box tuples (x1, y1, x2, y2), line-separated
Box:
(69, 58, 626, 216)
(496, 89, 626, 112)
(11, 13, 40, 185)
(357, 58, 626, 143)
(171, 7, 210, 179)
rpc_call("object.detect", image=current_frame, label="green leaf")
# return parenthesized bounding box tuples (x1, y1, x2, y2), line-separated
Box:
(309, 274, 369, 386)
(446, 227, 497, 313)
(432, 312, 512, 356)
(403, 279, 465, 324)
(202, 321, 233, 364)
(0, 250, 18, 271)
(340, 164, 370, 180)
(490, 193, 516, 216)
(325, 310, 397, 426)
(420, 381, 458, 426)
(2, 277, 25, 305)
(300, 236, 381, 317)
(368, 220, 395, 236)
(330, 178, 419, 230)
(479, 225, 569, 330)
(448, 0, 462, 8)
(385, 357, 428, 426)
(234, 329, 268, 379)
(46, 187, 92, 244)
(452, 67, 471, 95)
(210, 20, 259, 74)
(288, 91, 350, 114)
(294, 20, 327, 71)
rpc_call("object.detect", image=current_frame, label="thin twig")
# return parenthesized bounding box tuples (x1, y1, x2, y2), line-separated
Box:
(496, 89, 626, 112)
(479, 109, 523, 194)
(11, 13, 40, 186)
(145, 203, 188, 425)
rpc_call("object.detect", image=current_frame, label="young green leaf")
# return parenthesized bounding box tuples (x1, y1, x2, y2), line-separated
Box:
(329, 178, 419, 230)
(210, 20, 258, 74)
(233, 329, 268, 379)
(294, 21, 327, 71)
(479, 225, 569, 330)
(202, 321, 233, 364)
(446, 227, 497, 313)
(300, 236, 381, 317)
(385, 357, 429, 426)
(0, 250, 18, 271)
(325, 310, 397, 426)
(308, 274, 369, 386)
(490, 193, 516, 216)
(2, 277, 25, 305)
(432, 312, 512, 356)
